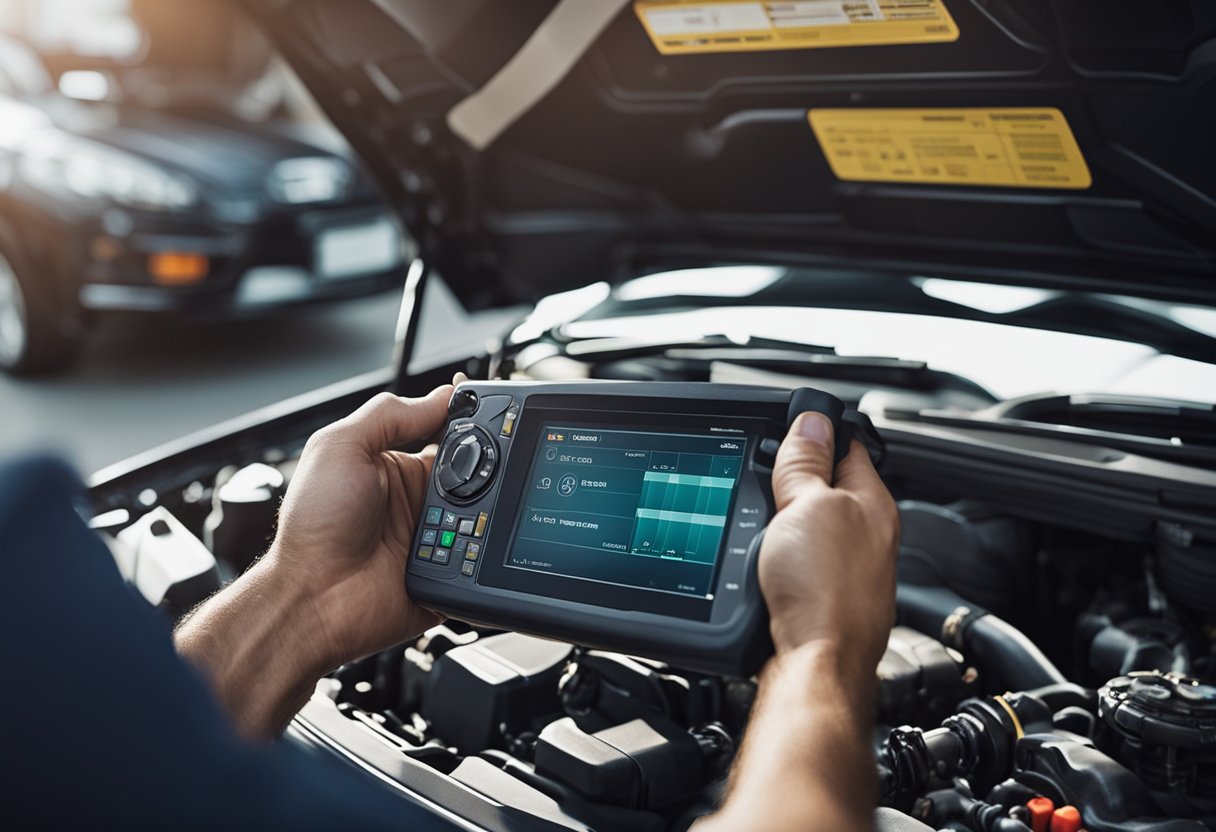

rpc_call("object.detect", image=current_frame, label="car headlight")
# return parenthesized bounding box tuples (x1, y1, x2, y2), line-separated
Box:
(19, 133, 199, 212)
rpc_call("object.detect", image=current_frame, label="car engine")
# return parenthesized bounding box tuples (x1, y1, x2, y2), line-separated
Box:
(92, 340, 1216, 831)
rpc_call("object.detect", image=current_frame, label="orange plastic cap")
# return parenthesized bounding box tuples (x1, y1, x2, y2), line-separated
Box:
(1026, 796, 1055, 832)
(1051, 805, 1083, 832)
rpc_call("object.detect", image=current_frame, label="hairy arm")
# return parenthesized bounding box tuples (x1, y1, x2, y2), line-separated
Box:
(174, 553, 342, 739)
(701, 414, 899, 832)
(175, 384, 454, 739)
(707, 644, 878, 831)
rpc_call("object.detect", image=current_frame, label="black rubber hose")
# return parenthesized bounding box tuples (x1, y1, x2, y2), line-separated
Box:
(896, 584, 1067, 692)
(1077, 614, 1185, 678)
(1023, 682, 1097, 713)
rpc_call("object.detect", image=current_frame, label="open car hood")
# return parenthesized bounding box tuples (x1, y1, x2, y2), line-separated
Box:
(238, 0, 1216, 309)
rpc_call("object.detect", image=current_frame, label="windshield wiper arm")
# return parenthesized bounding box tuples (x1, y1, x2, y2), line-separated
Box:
(549, 333, 996, 400)
(560, 334, 833, 362)
(996, 394, 1216, 445)
(902, 394, 1216, 467)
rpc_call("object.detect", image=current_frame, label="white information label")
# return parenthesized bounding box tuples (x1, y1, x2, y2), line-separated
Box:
(643, 2, 771, 35)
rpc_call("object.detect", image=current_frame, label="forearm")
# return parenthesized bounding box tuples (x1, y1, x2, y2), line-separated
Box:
(707, 642, 879, 832)
(174, 552, 335, 739)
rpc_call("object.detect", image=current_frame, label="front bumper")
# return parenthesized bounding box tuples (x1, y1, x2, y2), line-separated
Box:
(78, 205, 408, 317)
(79, 266, 403, 317)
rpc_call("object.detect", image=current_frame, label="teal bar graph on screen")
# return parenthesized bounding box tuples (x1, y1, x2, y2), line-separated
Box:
(630, 472, 733, 562)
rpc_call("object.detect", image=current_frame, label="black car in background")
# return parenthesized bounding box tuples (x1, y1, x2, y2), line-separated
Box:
(0, 33, 405, 376)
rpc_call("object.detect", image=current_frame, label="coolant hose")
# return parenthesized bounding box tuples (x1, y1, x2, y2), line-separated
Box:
(1023, 682, 1096, 713)
(896, 584, 1067, 691)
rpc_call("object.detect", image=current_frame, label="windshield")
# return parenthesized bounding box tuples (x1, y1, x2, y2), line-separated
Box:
(551, 269, 1216, 407)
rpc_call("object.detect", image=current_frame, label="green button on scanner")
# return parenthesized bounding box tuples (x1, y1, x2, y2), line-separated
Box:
(440, 531, 456, 547)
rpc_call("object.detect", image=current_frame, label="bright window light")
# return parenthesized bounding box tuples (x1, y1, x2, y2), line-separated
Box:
(510, 282, 611, 344)
(1166, 306, 1216, 339)
(917, 278, 1061, 314)
(616, 266, 784, 302)
(58, 70, 110, 101)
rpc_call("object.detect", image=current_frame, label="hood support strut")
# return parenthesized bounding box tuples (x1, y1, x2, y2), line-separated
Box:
(391, 257, 431, 394)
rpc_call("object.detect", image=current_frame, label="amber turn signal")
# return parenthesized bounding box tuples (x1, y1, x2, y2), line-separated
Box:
(148, 252, 209, 285)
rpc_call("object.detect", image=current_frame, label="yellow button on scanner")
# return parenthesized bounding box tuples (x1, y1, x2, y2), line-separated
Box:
(500, 403, 519, 437)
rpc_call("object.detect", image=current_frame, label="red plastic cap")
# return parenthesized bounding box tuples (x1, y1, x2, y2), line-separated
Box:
(1026, 796, 1055, 832)
(1051, 805, 1083, 832)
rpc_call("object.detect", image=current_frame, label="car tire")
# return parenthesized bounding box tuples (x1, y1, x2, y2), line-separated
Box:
(0, 237, 81, 377)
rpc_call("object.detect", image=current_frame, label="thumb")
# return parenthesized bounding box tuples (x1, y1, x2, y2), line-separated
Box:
(771, 412, 836, 510)
(343, 385, 453, 452)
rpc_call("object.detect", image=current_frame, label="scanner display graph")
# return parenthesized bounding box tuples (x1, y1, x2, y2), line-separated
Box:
(631, 472, 733, 562)
(506, 425, 746, 597)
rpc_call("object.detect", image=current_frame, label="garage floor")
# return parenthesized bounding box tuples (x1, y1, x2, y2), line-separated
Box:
(0, 282, 523, 475)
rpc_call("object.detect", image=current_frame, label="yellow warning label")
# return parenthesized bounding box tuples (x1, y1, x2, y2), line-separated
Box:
(634, 0, 959, 55)
(808, 108, 1093, 189)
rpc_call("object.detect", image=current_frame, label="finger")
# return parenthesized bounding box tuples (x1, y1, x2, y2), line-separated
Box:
(416, 443, 439, 472)
(771, 412, 836, 511)
(344, 385, 452, 453)
(452, 371, 469, 386)
(833, 440, 889, 507)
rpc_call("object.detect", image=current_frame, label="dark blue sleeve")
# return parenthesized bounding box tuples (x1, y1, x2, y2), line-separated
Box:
(0, 455, 453, 831)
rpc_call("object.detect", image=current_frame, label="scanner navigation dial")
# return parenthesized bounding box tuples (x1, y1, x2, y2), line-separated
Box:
(436, 426, 498, 501)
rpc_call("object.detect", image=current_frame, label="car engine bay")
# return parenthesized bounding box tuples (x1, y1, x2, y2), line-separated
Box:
(91, 336, 1216, 831)
(9, 0, 1214, 825)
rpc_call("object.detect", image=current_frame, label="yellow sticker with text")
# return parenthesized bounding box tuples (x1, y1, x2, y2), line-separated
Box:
(808, 108, 1093, 189)
(634, 0, 959, 55)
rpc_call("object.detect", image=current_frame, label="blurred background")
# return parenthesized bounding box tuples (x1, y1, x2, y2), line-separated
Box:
(0, 0, 509, 473)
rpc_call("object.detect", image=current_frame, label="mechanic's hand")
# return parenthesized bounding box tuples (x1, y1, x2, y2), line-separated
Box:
(759, 413, 899, 677)
(701, 420, 898, 832)
(265, 381, 456, 668)
(176, 379, 465, 738)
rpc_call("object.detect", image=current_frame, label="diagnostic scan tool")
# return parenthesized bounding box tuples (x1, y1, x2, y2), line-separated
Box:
(407, 381, 877, 676)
